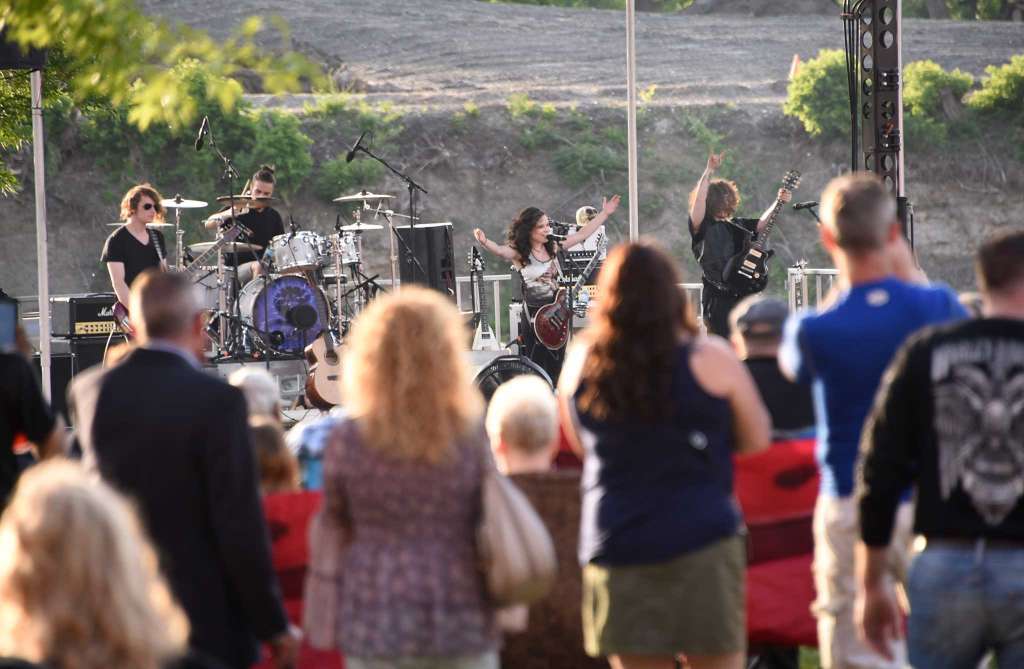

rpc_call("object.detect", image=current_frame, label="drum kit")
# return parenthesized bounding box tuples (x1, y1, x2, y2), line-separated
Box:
(158, 189, 401, 362)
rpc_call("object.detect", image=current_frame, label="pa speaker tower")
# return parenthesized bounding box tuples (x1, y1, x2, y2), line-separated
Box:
(395, 222, 455, 298)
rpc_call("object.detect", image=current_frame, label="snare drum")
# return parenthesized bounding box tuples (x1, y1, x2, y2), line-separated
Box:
(192, 266, 236, 312)
(267, 231, 325, 274)
(237, 275, 329, 353)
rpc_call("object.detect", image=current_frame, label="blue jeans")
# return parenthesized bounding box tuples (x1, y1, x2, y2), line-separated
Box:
(907, 540, 1024, 668)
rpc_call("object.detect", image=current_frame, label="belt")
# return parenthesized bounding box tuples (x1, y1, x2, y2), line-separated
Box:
(925, 536, 1024, 550)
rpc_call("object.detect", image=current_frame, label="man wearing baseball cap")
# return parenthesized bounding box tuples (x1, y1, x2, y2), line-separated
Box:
(730, 296, 814, 439)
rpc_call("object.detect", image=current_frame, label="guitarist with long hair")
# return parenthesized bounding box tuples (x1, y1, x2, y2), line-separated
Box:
(689, 152, 791, 336)
(473, 194, 620, 382)
(102, 183, 169, 315)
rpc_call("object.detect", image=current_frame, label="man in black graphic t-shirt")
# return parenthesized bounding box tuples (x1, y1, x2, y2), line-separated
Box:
(102, 184, 168, 307)
(857, 229, 1024, 669)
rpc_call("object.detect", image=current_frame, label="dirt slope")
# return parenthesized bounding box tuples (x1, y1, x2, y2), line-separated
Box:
(142, 0, 1023, 111)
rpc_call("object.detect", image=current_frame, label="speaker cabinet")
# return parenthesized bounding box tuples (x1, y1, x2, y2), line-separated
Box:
(395, 222, 455, 297)
(33, 338, 111, 423)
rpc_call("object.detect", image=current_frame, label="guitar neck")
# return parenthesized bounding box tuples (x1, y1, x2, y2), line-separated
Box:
(184, 230, 245, 275)
(753, 199, 785, 251)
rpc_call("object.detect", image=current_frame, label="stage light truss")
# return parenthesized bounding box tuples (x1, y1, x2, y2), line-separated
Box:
(857, 0, 904, 198)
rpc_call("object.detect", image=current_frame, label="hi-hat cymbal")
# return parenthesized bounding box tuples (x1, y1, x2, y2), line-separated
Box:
(338, 222, 384, 232)
(215, 195, 278, 205)
(333, 191, 394, 203)
(188, 241, 263, 254)
(161, 196, 208, 209)
(106, 222, 174, 227)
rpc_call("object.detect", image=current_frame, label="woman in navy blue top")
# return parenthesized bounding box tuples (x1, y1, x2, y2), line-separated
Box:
(559, 240, 770, 669)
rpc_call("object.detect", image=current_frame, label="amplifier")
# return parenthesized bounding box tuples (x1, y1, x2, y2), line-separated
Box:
(50, 294, 118, 337)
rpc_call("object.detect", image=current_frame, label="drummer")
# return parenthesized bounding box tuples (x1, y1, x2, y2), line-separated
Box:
(205, 164, 284, 283)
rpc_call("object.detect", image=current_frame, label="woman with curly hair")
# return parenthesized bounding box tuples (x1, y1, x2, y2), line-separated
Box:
(559, 240, 771, 669)
(0, 460, 198, 669)
(473, 194, 620, 381)
(304, 287, 499, 669)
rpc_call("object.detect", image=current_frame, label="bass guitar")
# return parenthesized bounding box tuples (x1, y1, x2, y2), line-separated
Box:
(305, 331, 342, 409)
(722, 170, 801, 297)
(113, 221, 253, 337)
(468, 247, 501, 352)
(532, 232, 605, 351)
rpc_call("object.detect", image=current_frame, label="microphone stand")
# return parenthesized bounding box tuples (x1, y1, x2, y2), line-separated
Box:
(201, 118, 241, 357)
(795, 204, 822, 225)
(351, 143, 428, 288)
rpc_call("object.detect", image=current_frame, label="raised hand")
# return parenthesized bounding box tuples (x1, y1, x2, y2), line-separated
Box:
(602, 194, 621, 215)
(706, 152, 724, 173)
(473, 228, 487, 245)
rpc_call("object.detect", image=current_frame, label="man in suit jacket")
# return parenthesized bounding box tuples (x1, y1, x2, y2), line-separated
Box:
(68, 269, 298, 669)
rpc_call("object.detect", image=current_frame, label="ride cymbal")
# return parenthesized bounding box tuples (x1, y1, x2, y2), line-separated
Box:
(332, 191, 394, 203)
(215, 195, 278, 205)
(188, 241, 263, 254)
(161, 196, 208, 209)
(338, 222, 384, 232)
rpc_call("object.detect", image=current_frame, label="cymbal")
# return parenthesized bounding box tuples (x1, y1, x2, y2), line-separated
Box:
(106, 222, 174, 227)
(188, 241, 263, 254)
(333, 191, 394, 203)
(161, 196, 208, 209)
(338, 222, 384, 232)
(215, 195, 278, 204)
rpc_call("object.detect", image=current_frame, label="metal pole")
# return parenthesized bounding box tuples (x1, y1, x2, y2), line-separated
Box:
(30, 69, 51, 400)
(625, 0, 640, 242)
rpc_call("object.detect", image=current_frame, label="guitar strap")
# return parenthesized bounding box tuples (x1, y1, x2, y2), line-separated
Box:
(147, 228, 166, 265)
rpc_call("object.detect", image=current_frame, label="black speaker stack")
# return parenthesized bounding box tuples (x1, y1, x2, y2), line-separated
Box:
(33, 294, 124, 422)
(395, 222, 456, 297)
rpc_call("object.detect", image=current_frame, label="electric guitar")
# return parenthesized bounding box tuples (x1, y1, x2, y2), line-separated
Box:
(722, 170, 801, 297)
(112, 221, 253, 337)
(532, 232, 605, 351)
(305, 331, 342, 409)
(468, 247, 501, 352)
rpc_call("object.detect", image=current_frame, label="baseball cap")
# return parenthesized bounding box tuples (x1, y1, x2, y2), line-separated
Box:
(730, 296, 789, 338)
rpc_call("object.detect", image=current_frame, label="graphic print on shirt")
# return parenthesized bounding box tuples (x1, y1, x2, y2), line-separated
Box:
(932, 339, 1024, 525)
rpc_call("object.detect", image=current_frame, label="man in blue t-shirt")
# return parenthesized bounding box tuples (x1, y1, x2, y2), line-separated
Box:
(779, 173, 966, 669)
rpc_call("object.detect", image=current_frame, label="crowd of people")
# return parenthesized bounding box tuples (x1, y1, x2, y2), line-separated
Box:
(1, 170, 1022, 669)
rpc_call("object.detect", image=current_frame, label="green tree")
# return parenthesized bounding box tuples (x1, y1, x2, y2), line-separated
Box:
(0, 1, 321, 193)
(783, 49, 849, 138)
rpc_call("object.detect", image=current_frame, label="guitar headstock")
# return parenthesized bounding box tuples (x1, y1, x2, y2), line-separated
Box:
(781, 170, 801, 195)
(467, 246, 485, 273)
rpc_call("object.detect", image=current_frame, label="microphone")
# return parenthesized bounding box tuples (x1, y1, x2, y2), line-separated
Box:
(345, 131, 367, 163)
(288, 215, 298, 239)
(793, 201, 819, 211)
(193, 116, 209, 152)
(546, 233, 567, 242)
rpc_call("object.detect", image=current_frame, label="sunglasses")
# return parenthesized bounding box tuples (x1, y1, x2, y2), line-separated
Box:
(141, 203, 156, 211)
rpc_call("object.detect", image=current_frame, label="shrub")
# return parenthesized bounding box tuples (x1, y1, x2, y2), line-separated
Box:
(903, 60, 974, 121)
(967, 54, 1024, 119)
(313, 157, 385, 202)
(783, 49, 850, 139)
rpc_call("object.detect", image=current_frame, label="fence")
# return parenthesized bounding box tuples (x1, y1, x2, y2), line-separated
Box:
(787, 266, 839, 312)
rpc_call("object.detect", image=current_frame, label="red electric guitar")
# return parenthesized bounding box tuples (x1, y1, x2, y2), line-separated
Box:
(532, 232, 605, 351)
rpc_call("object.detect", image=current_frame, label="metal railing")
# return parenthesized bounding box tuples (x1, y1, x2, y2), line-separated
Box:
(787, 265, 839, 312)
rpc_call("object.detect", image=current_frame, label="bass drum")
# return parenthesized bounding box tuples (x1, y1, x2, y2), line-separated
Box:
(237, 275, 329, 354)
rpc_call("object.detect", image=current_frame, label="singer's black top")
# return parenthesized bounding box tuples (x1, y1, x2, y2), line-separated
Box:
(221, 207, 284, 265)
